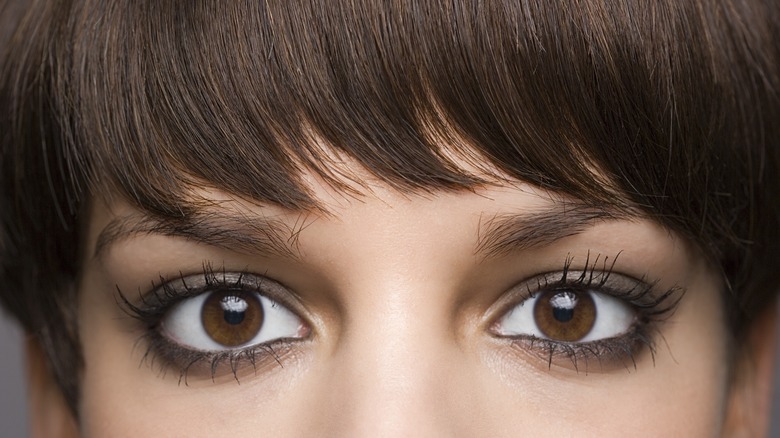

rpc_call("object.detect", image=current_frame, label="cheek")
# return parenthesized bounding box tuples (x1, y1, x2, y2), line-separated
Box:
(479, 349, 726, 436)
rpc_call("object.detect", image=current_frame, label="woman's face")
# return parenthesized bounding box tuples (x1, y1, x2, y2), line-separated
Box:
(74, 168, 730, 436)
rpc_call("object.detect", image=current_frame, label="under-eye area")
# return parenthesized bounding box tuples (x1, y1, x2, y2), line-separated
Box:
(490, 253, 684, 373)
(117, 263, 311, 384)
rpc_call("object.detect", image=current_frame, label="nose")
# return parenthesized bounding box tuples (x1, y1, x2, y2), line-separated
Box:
(306, 290, 485, 437)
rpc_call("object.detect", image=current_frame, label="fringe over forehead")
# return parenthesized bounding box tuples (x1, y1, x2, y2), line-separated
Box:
(14, 1, 776, 216)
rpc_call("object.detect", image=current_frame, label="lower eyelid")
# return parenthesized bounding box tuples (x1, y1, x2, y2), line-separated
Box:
(141, 333, 302, 384)
(501, 325, 658, 373)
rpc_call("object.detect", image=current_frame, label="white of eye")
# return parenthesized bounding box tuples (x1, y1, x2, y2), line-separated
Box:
(496, 290, 635, 342)
(162, 292, 302, 352)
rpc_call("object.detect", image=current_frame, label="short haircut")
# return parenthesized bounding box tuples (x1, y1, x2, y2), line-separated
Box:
(2, 0, 779, 413)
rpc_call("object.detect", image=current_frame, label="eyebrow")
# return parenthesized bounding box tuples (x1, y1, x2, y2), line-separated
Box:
(475, 204, 627, 259)
(94, 210, 311, 260)
(95, 202, 627, 262)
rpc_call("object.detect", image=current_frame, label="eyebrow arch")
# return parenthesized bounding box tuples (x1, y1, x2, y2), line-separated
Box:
(475, 204, 628, 259)
(93, 210, 311, 260)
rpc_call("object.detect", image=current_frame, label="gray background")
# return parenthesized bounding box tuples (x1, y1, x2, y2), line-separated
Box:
(1, 310, 779, 437)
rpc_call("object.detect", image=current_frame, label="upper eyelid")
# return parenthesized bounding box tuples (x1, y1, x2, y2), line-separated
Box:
(516, 270, 651, 301)
(484, 263, 677, 328)
(119, 268, 304, 321)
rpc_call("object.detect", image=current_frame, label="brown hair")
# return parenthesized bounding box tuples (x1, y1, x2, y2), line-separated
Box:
(2, 0, 779, 414)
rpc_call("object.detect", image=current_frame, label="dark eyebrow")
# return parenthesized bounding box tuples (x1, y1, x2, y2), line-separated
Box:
(475, 204, 627, 259)
(94, 210, 311, 260)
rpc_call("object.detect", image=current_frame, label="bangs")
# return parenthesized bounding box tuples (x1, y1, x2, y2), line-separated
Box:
(10, 0, 780, 249)
(39, 3, 694, 210)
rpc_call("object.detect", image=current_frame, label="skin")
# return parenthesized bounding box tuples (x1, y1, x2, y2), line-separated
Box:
(28, 168, 777, 436)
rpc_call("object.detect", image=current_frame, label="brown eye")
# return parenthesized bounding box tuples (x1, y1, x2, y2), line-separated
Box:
(496, 286, 635, 342)
(161, 275, 304, 352)
(201, 290, 264, 346)
(532, 290, 596, 342)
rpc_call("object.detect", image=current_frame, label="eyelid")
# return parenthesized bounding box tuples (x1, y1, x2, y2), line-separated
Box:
(116, 266, 315, 382)
(119, 266, 314, 333)
(481, 259, 686, 372)
(484, 268, 666, 332)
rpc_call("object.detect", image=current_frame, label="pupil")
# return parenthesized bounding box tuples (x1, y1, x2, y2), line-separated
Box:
(552, 306, 574, 322)
(549, 292, 578, 323)
(223, 309, 245, 325)
(220, 296, 248, 325)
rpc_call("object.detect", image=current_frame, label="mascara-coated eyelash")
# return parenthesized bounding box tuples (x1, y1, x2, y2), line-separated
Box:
(490, 252, 684, 373)
(117, 263, 310, 384)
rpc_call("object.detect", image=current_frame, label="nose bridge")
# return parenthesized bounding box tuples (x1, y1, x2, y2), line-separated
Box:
(305, 199, 480, 436)
(323, 292, 461, 437)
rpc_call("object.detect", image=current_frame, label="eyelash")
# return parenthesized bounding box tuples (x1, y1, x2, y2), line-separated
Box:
(118, 253, 684, 383)
(117, 263, 304, 385)
(493, 252, 684, 372)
